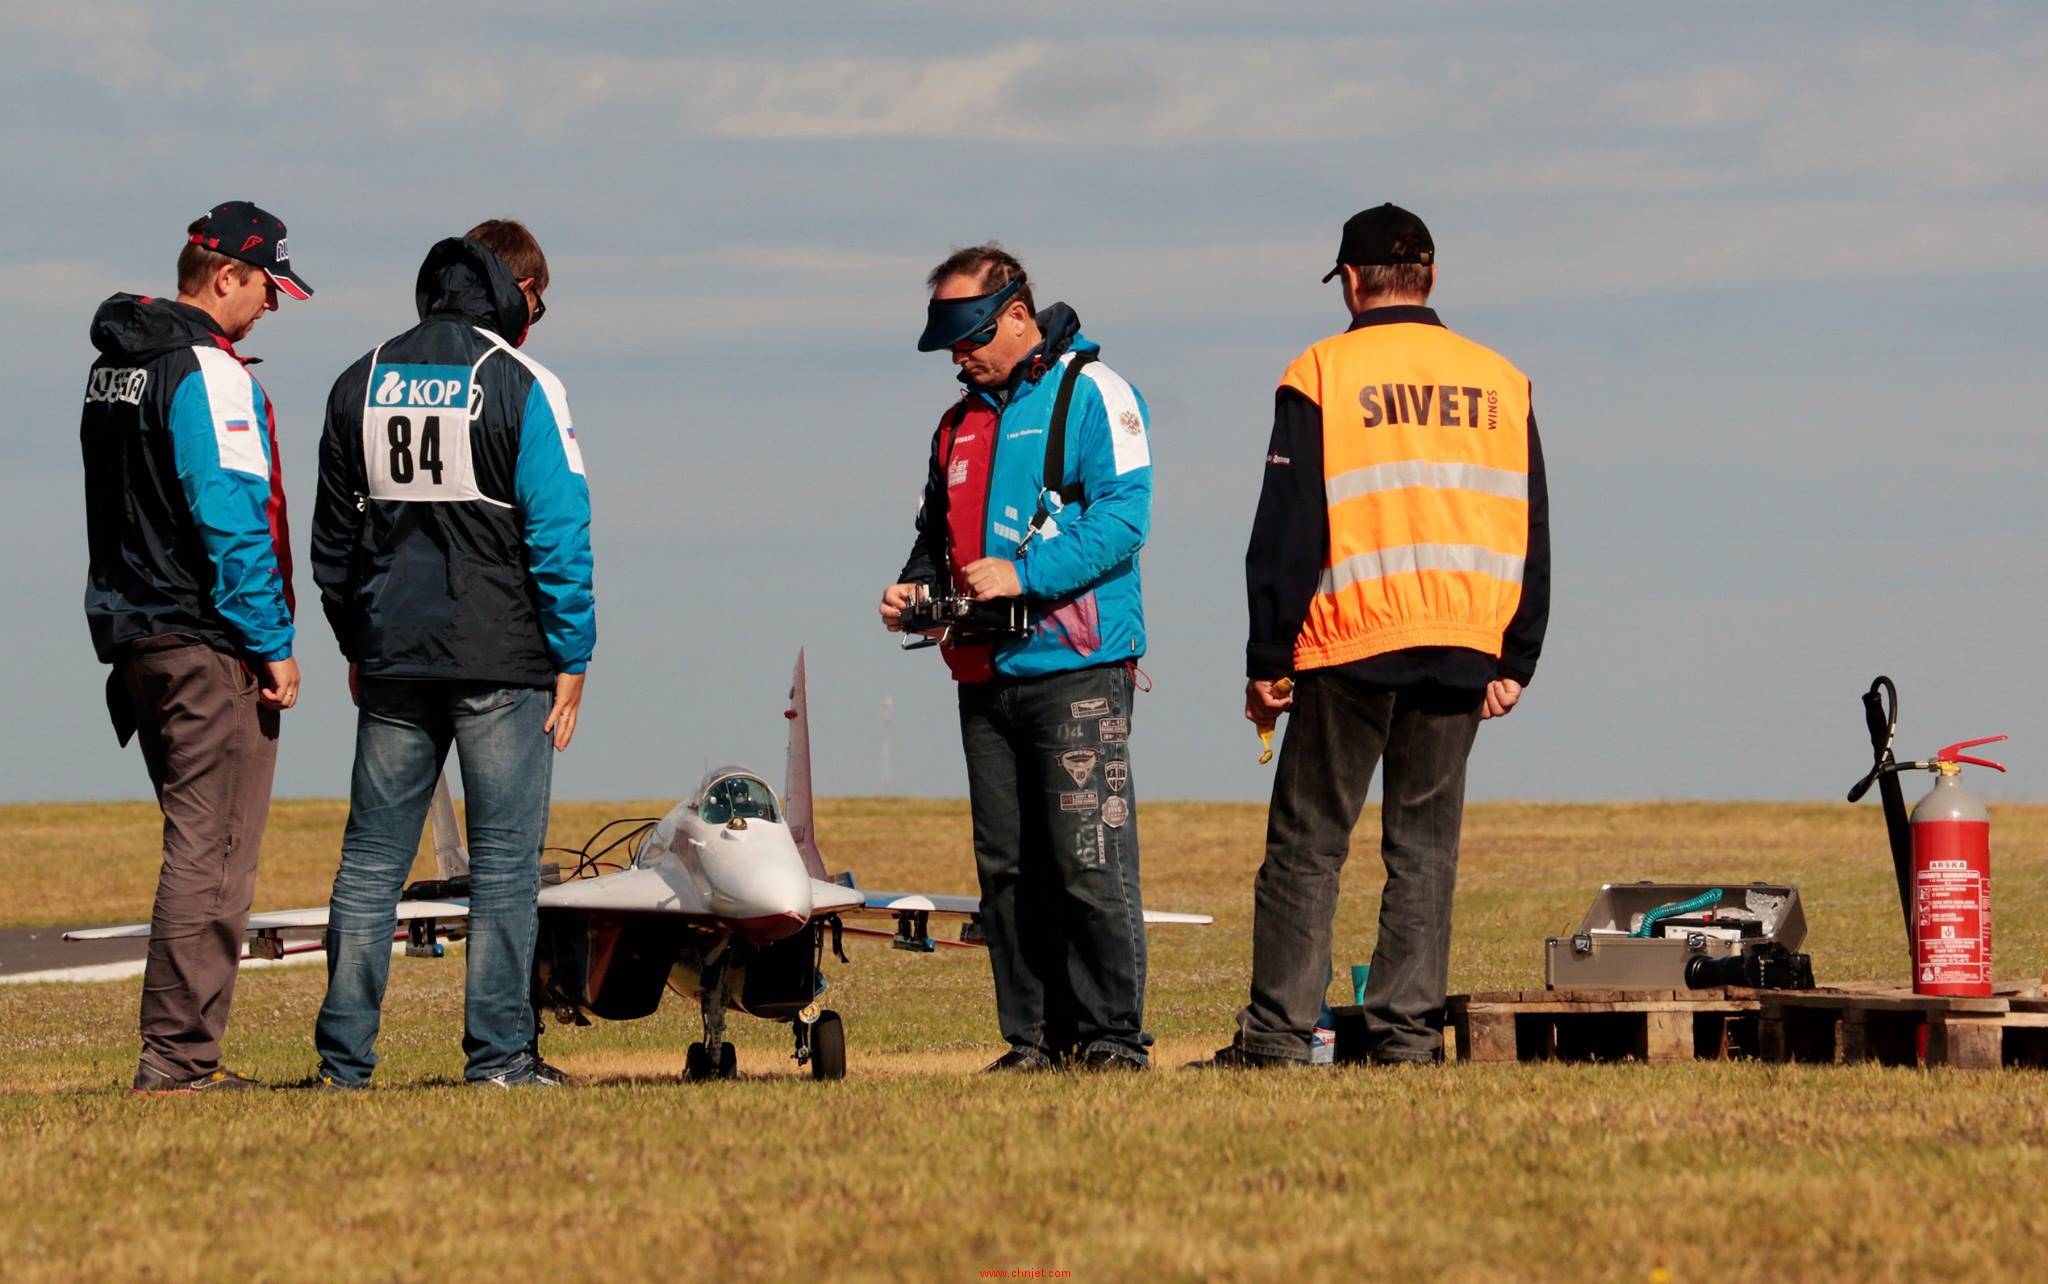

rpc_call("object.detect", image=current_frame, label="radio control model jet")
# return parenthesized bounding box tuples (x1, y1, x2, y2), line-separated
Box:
(67, 651, 1210, 1081)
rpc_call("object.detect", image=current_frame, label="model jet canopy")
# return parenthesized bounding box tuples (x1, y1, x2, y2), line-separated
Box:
(688, 768, 781, 827)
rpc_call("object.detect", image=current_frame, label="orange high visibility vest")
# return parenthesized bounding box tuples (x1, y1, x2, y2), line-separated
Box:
(1280, 321, 1532, 671)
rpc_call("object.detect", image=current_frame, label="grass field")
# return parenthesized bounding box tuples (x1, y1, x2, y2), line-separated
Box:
(5, 798, 2048, 1281)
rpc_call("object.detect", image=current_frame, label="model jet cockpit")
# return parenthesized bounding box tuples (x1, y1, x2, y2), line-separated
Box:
(692, 771, 780, 828)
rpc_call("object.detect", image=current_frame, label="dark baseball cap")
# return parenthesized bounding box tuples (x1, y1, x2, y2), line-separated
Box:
(1321, 203, 1434, 282)
(189, 201, 313, 300)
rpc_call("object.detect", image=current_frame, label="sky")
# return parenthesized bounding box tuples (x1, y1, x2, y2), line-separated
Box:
(4, 1, 2045, 807)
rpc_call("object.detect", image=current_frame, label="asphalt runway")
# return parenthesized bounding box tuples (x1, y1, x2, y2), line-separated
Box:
(0, 926, 331, 983)
(0, 927, 143, 976)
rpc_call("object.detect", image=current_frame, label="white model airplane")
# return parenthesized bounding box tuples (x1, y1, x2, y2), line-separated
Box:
(67, 651, 1210, 1080)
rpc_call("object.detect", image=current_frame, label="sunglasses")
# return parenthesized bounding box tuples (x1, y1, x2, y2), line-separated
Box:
(521, 278, 547, 325)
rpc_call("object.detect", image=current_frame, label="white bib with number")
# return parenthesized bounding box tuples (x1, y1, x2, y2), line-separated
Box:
(360, 351, 485, 502)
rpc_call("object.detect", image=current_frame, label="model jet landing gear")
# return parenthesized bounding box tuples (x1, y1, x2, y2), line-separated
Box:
(792, 1004, 847, 1081)
(685, 948, 739, 1082)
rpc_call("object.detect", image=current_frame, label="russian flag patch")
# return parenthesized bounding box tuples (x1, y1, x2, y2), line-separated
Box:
(225, 419, 252, 433)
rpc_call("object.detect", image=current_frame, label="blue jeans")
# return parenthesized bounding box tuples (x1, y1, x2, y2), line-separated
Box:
(314, 680, 554, 1084)
(958, 663, 1150, 1064)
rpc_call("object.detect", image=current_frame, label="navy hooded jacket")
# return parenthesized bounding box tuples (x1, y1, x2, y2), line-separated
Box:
(80, 295, 295, 664)
(310, 238, 594, 685)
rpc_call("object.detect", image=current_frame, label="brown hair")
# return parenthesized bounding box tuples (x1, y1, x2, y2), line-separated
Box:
(926, 243, 1034, 315)
(176, 217, 260, 295)
(465, 219, 549, 294)
(1353, 263, 1433, 303)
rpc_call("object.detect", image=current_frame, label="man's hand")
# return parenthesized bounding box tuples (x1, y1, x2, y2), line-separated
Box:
(258, 657, 300, 710)
(961, 558, 1023, 601)
(545, 672, 586, 751)
(1245, 678, 1295, 727)
(347, 662, 361, 707)
(1481, 678, 1523, 720)
(879, 583, 919, 633)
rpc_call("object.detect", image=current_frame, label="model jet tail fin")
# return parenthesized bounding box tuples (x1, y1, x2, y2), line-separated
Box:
(784, 648, 829, 880)
(428, 766, 470, 880)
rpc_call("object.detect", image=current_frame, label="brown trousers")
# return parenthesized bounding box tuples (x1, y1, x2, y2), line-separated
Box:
(117, 637, 280, 1079)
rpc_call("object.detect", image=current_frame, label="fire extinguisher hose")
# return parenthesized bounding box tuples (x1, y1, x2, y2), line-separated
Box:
(1848, 676, 1916, 942)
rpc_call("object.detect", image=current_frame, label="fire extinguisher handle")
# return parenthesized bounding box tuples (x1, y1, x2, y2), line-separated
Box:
(1950, 754, 2007, 772)
(1938, 735, 2008, 773)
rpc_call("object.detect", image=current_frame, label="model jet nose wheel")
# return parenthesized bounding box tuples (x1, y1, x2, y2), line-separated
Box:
(685, 1041, 739, 1082)
(809, 1010, 846, 1081)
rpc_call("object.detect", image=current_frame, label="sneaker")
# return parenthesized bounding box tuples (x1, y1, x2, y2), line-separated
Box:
(982, 1047, 1058, 1073)
(1183, 1044, 1304, 1071)
(532, 1057, 571, 1083)
(470, 1065, 562, 1089)
(1076, 1049, 1148, 1072)
(292, 1069, 366, 1092)
(131, 1065, 268, 1096)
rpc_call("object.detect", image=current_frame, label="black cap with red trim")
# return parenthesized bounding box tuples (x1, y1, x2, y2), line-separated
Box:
(190, 201, 313, 300)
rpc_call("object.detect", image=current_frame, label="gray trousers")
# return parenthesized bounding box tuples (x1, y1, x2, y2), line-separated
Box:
(117, 637, 280, 1079)
(1235, 671, 1480, 1063)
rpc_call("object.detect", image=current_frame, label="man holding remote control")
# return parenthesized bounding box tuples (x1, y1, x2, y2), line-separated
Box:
(877, 244, 1155, 1072)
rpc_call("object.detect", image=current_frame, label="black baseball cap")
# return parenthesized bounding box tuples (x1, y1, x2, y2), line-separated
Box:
(1321, 203, 1434, 282)
(189, 201, 313, 300)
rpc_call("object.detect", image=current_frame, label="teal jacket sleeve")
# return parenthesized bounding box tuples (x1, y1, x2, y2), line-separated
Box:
(514, 378, 596, 673)
(1015, 366, 1151, 600)
(167, 365, 294, 661)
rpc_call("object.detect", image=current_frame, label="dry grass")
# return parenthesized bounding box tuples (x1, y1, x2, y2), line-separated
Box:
(5, 798, 2048, 1281)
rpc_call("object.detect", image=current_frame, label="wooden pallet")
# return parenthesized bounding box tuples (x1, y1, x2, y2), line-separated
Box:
(1759, 986, 2048, 1070)
(1446, 988, 1761, 1064)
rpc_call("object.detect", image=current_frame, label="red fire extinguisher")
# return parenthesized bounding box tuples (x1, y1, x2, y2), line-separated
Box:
(1906, 736, 2006, 997)
(1848, 681, 2012, 997)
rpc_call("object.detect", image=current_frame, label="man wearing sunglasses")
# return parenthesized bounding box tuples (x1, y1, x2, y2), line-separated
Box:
(307, 219, 595, 1089)
(878, 244, 1156, 1072)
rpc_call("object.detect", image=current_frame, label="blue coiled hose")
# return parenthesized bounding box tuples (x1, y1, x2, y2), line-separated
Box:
(1630, 888, 1724, 938)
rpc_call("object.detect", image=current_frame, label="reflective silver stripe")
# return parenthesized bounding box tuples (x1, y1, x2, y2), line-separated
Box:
(1318, 543, 1526, 593)
(1325, 460, 1528, 505)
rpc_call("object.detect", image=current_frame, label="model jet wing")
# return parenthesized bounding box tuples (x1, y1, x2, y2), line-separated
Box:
(63, 898, 472, 941)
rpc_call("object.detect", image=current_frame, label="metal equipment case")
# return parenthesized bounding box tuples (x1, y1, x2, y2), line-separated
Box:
(1544, 882, 1806, 990)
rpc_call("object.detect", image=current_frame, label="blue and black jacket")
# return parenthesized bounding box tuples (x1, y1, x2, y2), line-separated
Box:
(311, 239, 595, 686)
(80, 295, 295, 666)
(899, 304, 1152, 680)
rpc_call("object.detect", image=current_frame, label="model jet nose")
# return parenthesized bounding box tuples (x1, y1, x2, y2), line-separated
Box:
(692, 824, 815, 941)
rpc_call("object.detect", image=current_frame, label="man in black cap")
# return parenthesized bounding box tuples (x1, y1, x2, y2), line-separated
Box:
(1196, 203, 1550, 1068)
(80, 201, 312, 1093)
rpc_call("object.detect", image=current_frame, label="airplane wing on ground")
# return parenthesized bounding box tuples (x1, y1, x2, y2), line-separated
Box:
(63, 899, 472, 941)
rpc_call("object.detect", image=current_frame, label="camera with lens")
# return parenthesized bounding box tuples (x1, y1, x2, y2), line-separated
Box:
(1683, 942, 1815, 991)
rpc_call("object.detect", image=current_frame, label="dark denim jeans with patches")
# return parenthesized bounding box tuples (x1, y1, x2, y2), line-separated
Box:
(1234, 671, 1482, 1063)
(958, 662, 1149, 1064)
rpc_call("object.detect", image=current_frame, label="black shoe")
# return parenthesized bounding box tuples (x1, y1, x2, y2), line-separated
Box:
(291, 1069, 366, 1092)
(1076, 1049, 1148, 1072)
(131, 1065, 269, 1095)
(983, 1047, 1058, 1073)
(533, 1058, 571, 1083)
(1183, 1044, 1303, 1070)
